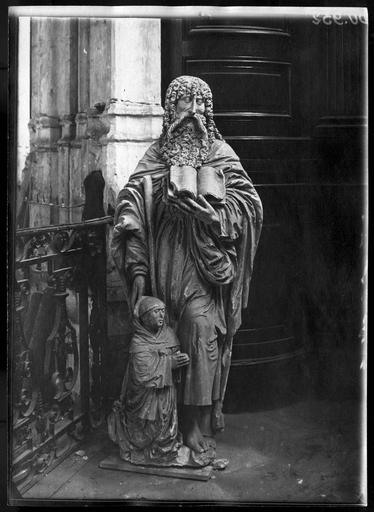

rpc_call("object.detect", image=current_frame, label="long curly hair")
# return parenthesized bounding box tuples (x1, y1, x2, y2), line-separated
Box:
(159, 76, 223, 166)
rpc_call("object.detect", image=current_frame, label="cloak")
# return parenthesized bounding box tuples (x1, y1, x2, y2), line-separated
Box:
(111, 139, 263, 426)
(108, 320, 181, 465)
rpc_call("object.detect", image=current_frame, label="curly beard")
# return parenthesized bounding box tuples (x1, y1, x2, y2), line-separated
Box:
(160, 113, 210, 168)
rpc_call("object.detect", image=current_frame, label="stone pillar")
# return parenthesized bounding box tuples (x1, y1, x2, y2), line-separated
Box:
(17, 17, 30, 197)
(100, 18, 163, 207)
(70, 18, 112, 222)
(28, 18, 59, 226)
(28, 17, 78, 226)
(56, 19, 78, 223)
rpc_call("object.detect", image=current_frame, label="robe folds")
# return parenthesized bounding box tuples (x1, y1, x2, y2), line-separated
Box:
(108, 320, 182, 465)
(112, 139, 263, 414)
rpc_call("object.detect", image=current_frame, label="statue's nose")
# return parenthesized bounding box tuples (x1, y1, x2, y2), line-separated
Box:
(190, 97, 197, 114)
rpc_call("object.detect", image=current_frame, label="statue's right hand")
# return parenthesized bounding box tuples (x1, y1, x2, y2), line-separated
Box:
(131, 275, 146, 315)
(112, 216, 126, 240)
(171, 352, 190, 369)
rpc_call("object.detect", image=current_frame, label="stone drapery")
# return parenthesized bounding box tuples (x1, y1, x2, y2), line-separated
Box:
(112, 139, 263, 420)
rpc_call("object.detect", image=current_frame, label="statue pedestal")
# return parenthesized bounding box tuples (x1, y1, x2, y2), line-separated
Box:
(99, 454, 213, 481)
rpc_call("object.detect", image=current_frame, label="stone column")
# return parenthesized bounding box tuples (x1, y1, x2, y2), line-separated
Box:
(28, 17, 78, 226)
(100, 18, 163, 209)
(70, 18, 112, 222)
(28, 18, 58, 226)
(55, 19, 78, 223)
(17, 17, 31, 199)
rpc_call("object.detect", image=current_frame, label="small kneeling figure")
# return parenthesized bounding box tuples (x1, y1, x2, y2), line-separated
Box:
(108, 296, 214, 467)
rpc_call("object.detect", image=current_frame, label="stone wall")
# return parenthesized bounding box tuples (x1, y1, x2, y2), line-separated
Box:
(20, 17, 163, 226)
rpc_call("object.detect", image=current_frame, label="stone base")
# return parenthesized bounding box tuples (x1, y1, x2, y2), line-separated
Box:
(99, 454, 213, 481)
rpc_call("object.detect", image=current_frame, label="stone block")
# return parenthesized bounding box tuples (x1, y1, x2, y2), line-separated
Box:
(102, 141, 157, 198)
(102, 99, 163, 143)
(28, 202, 51, 227)
(110, 19, 161, 104)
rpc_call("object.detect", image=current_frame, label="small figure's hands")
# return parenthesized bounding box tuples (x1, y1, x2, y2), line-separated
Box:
(131, 275, 146, 316)
(171, 195, 220, 226)
(171, 352, 190, 369)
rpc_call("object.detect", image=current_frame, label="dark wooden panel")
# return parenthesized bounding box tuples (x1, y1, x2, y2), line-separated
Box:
(181, 19, 294, 138)
(217, 117, 294, 137)
(184, 18, 289, 34)
(183, 35, 291, 62)
(185, 59, 291, 116)
(182, 19, 291, 61)
(243, 159, 318, 186)
(161, 18, 296, 138)
(225, 137, 312, 160)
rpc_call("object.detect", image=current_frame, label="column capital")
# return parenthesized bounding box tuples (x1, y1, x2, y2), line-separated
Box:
(99, 98, 163, 144)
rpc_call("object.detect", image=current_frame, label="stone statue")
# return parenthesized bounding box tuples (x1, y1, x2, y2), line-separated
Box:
(111, 75, 263, 457)
(108, 296, 216, 467)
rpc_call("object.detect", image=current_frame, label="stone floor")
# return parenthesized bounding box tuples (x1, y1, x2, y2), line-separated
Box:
(15, 397, 365, 505)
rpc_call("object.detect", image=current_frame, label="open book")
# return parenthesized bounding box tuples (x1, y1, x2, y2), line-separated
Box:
(167, 165, 226, 205)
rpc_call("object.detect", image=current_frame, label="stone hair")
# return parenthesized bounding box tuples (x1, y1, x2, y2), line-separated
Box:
(160, 75, 223, 146)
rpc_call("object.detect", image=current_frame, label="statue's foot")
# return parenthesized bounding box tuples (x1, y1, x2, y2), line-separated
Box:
(200, 420, 214, 438)
(185, 423, 208, 454)
(201, 426, 214, 438)
(199, 405, 214, 437)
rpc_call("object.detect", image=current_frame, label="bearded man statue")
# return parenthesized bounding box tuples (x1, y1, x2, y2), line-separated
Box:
(111, 75, 263, 456)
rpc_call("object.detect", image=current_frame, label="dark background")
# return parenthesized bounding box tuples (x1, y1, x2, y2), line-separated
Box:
(161, 12, 367, 411)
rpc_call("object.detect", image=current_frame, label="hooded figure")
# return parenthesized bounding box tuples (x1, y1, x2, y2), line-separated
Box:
(112, 76, 263, 455)
(108, 296, 191, 466)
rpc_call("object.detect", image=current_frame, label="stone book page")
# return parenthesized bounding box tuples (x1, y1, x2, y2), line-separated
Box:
(168, 165, 225, 204)
(169, 165, 197, 199)
(197, 166, 225, 204)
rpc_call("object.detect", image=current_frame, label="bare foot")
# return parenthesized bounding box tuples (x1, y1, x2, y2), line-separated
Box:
(199, 406, 213, 437)
(185, 421, 208, 453)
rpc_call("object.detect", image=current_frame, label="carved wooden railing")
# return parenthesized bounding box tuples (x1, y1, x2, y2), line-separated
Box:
(11, 215, 113, 493)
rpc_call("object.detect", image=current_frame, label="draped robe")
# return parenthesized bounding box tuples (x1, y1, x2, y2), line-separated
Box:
(112, 139, 263, 422)
(108, 320, 181, 465)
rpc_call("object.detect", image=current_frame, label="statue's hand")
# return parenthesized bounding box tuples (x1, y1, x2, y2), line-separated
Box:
(112, 216, 126, 240)
(131, 275, 146, 316)
(175, 195, 220, 226)
(171, 352, 190, 369)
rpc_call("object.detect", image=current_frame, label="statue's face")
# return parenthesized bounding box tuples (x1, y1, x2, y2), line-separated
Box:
(176, 93, 206, 119)
(141, 306, 166, 334)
